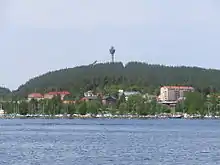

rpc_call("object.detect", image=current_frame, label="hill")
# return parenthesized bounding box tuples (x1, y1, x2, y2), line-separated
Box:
(0, 87, 11, 96)
(14, 62, 220, 97)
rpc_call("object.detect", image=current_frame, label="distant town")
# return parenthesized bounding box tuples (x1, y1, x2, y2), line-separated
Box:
(1, 83, 220, 119)
(26, 85, 195, 105)
(0, 86, 199, 117)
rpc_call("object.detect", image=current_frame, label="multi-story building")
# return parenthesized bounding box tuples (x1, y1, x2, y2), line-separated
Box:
(27, 93, 44, 101)
(158, 86, 194, 102)
(28, 91, 70, 101)
(44, 91, 70, 100)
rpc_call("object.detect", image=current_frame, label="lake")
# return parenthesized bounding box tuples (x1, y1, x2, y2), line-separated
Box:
(0, 119, 220, 165)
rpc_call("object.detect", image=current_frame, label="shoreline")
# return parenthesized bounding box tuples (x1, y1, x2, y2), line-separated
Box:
(0, 114, 219, 120)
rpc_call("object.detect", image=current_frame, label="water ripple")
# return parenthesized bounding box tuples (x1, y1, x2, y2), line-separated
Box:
(0, 119, 220, 164)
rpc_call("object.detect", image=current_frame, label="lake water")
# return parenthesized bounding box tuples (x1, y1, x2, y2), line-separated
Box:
(0, 119, 220, 165)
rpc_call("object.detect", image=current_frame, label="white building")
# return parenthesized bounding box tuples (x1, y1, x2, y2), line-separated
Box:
(28, 93, 44, 101)
(158, 86, 194, 102)
(118, 90, 141, 101)
(84, 90, 95, 97)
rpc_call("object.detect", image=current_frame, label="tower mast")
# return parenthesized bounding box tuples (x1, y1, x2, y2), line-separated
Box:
(109, 46, 116, 63)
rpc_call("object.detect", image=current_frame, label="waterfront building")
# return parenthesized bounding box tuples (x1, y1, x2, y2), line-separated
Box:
(102, 95, 117, 105)
(44, 91, 70, 100)
(158, 86, 194, 102)
(84, 90, 95, 97)
(27, 93, 44, 101)
(118, 90, 141, 101)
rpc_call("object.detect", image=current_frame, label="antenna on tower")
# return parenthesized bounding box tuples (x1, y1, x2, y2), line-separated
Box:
(109, 46, 116, 63)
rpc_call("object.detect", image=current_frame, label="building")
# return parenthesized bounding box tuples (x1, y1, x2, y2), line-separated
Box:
(63, 100, 76, 104)
(44, 91, 70, 100)
(27, 93, 44, 101)
(118, 90, 141, 101)
(158, 86, 194, 102)
(102, 96, 117, 105)
(80, 95, 98, 102)
(80, 97, 89, 102)
(84, 90, 95, 97)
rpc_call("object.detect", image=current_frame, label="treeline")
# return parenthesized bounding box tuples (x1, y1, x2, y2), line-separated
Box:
(2, 95, 170, 116)
(176, 92, 220, 116)
(13, 62, 220, 97)
(0, 87, 11, 96)
(2, 91, 220, 117)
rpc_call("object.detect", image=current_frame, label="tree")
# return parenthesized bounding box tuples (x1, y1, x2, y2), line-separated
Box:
(87, 101, 100, 115)
(14, 62, 220, 97)
(19, 101, 28, 115)
(116, 93, 126, 109)
(29, 99, 38, 114)
(127, 94, 144, 114)
(67, 104, 76, 115)
(184, 92, 206, 115)
(77, 102, 87, 115)
(118, 102, 127, 115)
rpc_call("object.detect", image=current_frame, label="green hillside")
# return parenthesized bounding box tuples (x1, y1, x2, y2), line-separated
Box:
(0, 87, 11, 96)
(14, 62, 220, 97)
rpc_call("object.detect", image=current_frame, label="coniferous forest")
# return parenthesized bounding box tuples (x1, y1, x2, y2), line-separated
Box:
(1, 61, 220, 118)
(12, 62, 220, 97)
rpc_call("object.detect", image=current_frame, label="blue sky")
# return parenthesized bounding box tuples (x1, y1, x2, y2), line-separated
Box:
(1, 0, 220, 90)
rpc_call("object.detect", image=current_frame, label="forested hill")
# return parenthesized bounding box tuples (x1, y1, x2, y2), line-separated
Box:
(14, 62, 220, 96)
(0, 87, 11, 96)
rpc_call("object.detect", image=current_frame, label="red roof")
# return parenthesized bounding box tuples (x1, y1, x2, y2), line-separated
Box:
(28, 93, 43, 98)
(46, 91, 70, 95)
(80, 97, 89, 101)
(162, 86, 194, 89)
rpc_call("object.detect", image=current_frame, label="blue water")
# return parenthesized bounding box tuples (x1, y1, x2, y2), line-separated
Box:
(0, 119, 220, 165)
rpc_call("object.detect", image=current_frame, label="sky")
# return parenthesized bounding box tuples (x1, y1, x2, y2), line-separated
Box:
(1, 0, 220, 90)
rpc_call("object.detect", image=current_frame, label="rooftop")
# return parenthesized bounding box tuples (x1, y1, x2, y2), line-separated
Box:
(162, 86, 194, 89)
(28, 93, 43, 98)
(46, 91, 70, 95)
